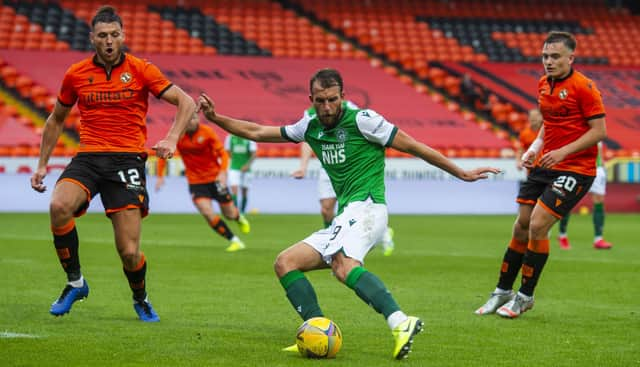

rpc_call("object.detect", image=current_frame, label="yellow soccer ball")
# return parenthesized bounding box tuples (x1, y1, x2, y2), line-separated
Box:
(295, 317, 342, 358)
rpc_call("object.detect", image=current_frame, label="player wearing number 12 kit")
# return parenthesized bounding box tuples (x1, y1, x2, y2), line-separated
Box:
(29, 6, 196, 321)
(475, 31, 606, 318)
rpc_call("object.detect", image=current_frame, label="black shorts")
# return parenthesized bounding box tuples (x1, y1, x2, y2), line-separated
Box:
(57, 152, 149, 217)
(517, 167, 594, 218)
(189, 181, 233, 204)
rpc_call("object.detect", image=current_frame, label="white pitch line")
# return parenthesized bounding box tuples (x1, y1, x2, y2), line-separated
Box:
(0, 331, 42, 339)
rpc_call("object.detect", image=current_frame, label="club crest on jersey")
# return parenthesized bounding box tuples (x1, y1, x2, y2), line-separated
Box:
(197, 136, 205, 143)
(336, 128, 347, 142)
(318, 131, 324, 139)
(558, 89, 568, 100)
(120, 72, 132, 84)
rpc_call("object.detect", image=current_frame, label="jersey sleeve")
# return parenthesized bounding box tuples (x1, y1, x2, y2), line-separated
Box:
(57, 67, 78, 107)
(281, 112, 311, 143)
(578, 79, 605, 120)
(355, 109, 398, 147)
(142, 61, 173, 98)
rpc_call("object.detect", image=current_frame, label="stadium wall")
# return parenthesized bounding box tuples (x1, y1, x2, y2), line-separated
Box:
(1, 157, 521, 215)
(2, 157, 638, 213)
(0, 174, 519, 215)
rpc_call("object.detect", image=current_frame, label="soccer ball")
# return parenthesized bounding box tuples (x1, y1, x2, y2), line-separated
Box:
(295, 317, 342, 358)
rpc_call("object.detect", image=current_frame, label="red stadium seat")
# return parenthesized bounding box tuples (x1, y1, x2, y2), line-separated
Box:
(0, 65, 18, 86)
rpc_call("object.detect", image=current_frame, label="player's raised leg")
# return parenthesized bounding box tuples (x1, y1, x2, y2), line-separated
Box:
(334, 255, 423, 359)
(194, 197, 246, 252)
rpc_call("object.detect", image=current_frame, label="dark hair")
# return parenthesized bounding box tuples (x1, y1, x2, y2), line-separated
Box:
(309, 68, 343, 94)
(91, 5, 122, 29)
(544, 31, 576, 52)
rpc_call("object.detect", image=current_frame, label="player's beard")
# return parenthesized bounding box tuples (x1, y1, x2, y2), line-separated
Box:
(319, 114, 336, 127)
(319, 107, 342, 128)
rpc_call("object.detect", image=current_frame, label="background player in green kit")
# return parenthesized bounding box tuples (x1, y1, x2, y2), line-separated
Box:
(198, 68, 500, 360)
(224, 134, 257, 214)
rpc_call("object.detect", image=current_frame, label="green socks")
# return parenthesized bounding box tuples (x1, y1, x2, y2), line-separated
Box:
(559, 213, 570, 235)
(346, 267, 400, 318)
(280, 267, 402, 321)
(593, 202, 604, 237)
(279, 270, 323, 320)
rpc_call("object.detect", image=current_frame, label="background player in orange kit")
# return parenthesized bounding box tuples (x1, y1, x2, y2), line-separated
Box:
(156, 113, 250, 252)
(29, 5, 196, 322)
(475, 31, 607, 318)
(515, 108, 543, 173)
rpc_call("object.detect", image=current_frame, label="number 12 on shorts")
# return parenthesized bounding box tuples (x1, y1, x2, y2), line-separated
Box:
(117, 168, 141, 185)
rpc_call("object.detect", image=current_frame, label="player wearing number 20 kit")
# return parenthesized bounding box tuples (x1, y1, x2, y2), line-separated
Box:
(475, 31, 606, 319)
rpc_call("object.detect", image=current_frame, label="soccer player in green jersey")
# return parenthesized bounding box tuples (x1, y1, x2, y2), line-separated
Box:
(224, 134, 257, 214)
(198, 68, 499, 360)
(292, 100, 396, 255)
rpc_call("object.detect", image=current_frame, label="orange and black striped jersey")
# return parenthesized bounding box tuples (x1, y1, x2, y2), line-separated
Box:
(537, 69, 605, 176)
(58, 53, 172, 153)
(158, 124, 228, 184)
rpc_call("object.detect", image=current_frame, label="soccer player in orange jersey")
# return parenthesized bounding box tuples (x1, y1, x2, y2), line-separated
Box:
(29, 6, 196, 321)
(475, 31, 607, 318)
(515, 108, 543, 172)
(156, 114, 250, 252)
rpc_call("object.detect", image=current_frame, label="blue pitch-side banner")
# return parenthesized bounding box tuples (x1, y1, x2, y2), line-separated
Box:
(0, 158, 520, 214)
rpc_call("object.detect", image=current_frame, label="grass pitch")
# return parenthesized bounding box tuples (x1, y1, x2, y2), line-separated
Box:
(0, 213, 638, 366)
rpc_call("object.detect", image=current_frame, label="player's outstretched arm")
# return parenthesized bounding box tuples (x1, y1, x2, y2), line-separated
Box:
(198, 92, 286, 143)
(31, 101, 71, 193)
(153, 85, 196, 159)
(390, 129, 500, 182)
